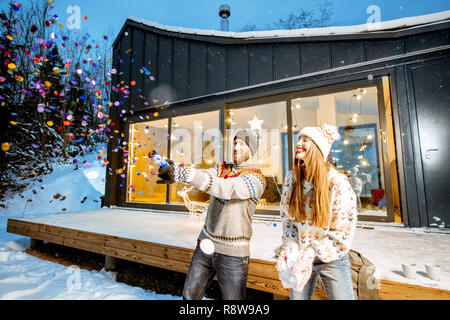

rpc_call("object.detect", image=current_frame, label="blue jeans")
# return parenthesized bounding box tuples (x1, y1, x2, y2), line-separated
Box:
(183, 240, 249, 300)
(289, 254, 355, 300)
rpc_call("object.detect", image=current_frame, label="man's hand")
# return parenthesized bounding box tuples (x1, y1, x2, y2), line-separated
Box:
(156, 160, 175, 184)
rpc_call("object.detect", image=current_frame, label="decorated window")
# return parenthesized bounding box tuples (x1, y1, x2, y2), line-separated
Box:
(226, 101, 287, 210)
(126, 118, 169, 204)
(169, 111, 221, 205)
(290, 85, 395, 219)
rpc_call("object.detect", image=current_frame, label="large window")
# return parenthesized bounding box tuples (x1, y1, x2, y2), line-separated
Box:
(123, 78, 401, 222)
(227, 101, 287, 210)
(170, 111, 221, 205)
(126, 118, 168, 203)
(125, 111, 221, 206)
(290, 85, 392, 218)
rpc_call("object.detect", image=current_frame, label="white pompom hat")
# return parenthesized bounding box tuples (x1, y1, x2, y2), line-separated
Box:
(298, 124, 341, 161)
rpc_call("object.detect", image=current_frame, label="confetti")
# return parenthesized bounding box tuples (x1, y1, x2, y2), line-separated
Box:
(1, 142, 11, 151)
(140, 67, 150, 75)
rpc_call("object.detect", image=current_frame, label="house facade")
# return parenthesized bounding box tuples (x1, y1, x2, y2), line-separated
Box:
(105, 13, 450, 228)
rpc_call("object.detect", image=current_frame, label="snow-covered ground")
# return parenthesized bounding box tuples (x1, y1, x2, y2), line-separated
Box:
(0, 144, 181, 300)
(2, 143, 449, 299)
(13, 207, 450, 292)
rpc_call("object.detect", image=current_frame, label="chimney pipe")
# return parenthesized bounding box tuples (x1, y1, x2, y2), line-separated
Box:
(219, 4, 231, 31)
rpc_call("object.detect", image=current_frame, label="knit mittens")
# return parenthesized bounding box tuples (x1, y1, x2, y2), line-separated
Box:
(276, 243, 315, 292)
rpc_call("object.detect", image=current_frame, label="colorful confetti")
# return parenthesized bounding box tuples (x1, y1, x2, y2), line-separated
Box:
(1, 142, 11, 151)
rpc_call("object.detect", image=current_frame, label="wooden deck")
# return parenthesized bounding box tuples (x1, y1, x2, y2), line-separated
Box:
(6, 209, 450, 300)
(7, 217, 293, 297)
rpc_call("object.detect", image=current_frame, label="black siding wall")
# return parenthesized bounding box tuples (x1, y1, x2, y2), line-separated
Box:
(112, 24, 449, 112)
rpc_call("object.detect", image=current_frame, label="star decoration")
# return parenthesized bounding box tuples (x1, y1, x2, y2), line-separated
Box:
(248, 115, 264, 130)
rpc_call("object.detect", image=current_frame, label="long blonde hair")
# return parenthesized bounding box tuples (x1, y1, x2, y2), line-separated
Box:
(288, 140, 331, 228)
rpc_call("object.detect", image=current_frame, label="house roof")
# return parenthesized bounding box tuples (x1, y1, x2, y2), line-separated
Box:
(126, 10, 450, 40)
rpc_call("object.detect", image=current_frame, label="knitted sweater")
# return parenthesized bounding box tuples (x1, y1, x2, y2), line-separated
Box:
(173, 162, 266, 257)
(280, 167, 358, 263)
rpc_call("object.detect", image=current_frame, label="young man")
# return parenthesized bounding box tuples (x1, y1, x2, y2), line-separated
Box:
(156, 129, 266, 300)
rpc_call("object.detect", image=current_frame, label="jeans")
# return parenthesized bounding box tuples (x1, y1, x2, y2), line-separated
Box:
(183, 240, 249, 300)
(289, 254, 355, 300)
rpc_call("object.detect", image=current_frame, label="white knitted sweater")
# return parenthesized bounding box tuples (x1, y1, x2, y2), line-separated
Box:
(173, 161, 266, 257)
(280, 167, 358, 263)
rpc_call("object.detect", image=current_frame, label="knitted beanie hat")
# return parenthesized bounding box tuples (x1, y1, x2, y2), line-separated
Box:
(234, 129, 261, 156)
(298, 124, 340, 160)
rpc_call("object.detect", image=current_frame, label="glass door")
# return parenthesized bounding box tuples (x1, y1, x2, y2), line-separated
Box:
(289, 77, 401, 222)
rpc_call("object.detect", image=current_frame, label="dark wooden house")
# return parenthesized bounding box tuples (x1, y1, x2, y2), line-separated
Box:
(106, 12, 450, 229)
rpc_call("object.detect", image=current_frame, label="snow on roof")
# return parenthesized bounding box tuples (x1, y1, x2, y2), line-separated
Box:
(128, 10, 450, 39)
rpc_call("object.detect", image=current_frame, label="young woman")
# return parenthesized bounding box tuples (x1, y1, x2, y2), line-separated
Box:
(276, 125, 357, 300)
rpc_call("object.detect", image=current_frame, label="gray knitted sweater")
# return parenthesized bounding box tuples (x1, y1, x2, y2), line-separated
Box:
(173, 162, 266, 257)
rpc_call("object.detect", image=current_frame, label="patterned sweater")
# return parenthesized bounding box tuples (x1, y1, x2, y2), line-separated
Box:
(173, 162, 266, 257)
(280, 167, 357, 263)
